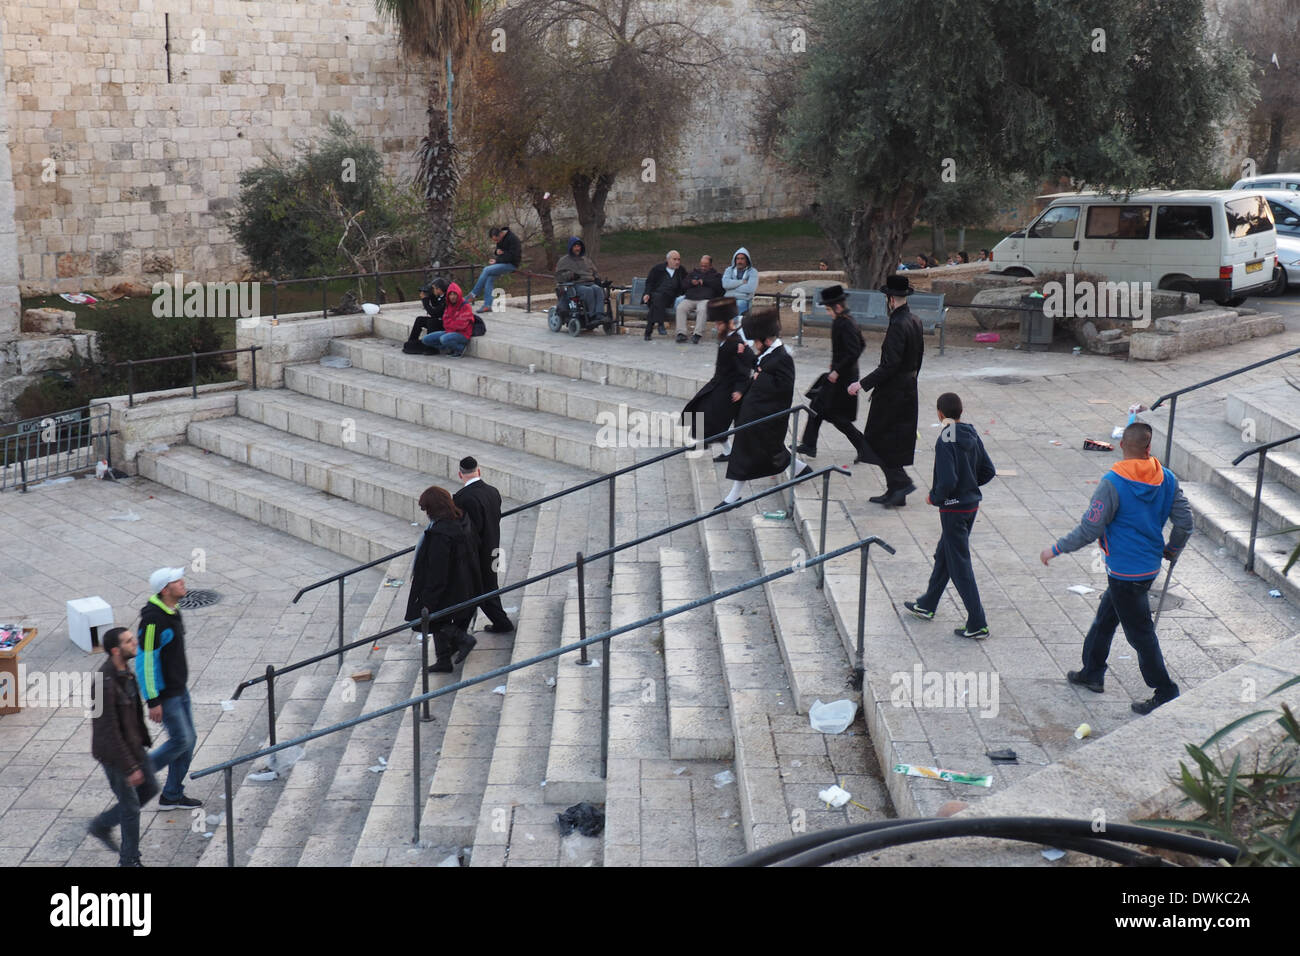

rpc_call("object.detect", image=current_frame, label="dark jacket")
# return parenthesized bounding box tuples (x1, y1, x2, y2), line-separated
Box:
(682, 265, 724, 301)
(555, 237, 598, 285)
(405, 513, 483, 630)
(682, 329, 756, 445)
(92, 657, 152, 775)
(727, 342, 795, 481)
(454, 479, 503, 566)
(136, 594, 185, 707)
(929, 422, 996, 511)
(410, 291, 445, 340)
(814, 310, 865, 420)
(494, 229, 522, 268)
(859, 304, 924, 467)
(645, 261, 687, 302)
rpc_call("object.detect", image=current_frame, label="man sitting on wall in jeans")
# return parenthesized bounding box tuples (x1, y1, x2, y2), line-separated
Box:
(466, 225, 522, 315)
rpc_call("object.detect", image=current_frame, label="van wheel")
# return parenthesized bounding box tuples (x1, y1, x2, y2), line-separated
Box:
(1000, 267, 1032, 278)
(1158, 278, 1195, 293)
(1265, 265, 1288, 296)
(1215, 296, 1247, 307)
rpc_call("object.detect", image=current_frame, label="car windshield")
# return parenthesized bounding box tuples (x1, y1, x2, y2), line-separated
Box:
(1267, 199, 1300, 237)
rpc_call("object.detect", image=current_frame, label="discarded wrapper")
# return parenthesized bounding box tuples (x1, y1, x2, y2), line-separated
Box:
(1083, 439, 1112, 452)
(351, 669, 373, 682)
(892, 763, 992, 788)
(1075, 723, 1092, 739)
(1042, 848, 1066, 861)
(1067, 584, 1095, 595)
(818, 785, 852, 808)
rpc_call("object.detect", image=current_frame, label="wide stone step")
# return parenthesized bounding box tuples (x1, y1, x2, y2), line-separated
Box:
(659, 547, 733, 759)
(285, 358, 621, 474)
(1226, 380, 1300, 449)
(541, 592, 606, 805)
(138, 446, 412, 564)
(1146, 401, 1300, 497)
(188, 416, 437, 526)
(1178, 481, 1300, 605)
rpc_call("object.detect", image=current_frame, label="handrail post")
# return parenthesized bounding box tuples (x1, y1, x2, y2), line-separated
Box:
(817, 470, 830, 588)
(322, 277, 328, 319)
(607, 475, 616, 585)
(1246, 452, 1266, 573)
(788, 408, 802, 514)
(191, 351, 198, 399)
(854, 543, 870, 688)
(577, 552, 590, 665)
(600, 628, 611, 779)
(337, 579, 345, 671)
(224, 766, 235, 867)
(250, 346, 258, 390)
(526, 273, 532, 313)
(265, 664, 277, 746)
(1163, 395, 1177, 465)
(271, 280, 279, 324)
(420, 609, 432, 721)
(411, 702, 421, 844)
(126, 360, 134, 408)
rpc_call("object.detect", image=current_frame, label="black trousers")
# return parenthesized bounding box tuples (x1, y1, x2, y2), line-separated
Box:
(646, 289, 675, 329)
(1079, 576, 1179, 700)
(477, 566, 511, 628)
(918, 509, 986, 630)
(842, 432, 910, 491)
(801, 412, 865, 457)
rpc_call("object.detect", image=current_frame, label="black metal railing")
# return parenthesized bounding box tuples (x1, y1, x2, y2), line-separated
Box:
(118, 346, 262, 408)
(1232, 432, 1300, 573)
(287, 403, 819, 666)
(0, 404, 113, 493)
(192, 531, 893, 866)
(263, 266, 482, 323)
(1151, 345, 1300, 465)
(727, 817, 1239, 867)
(238, 463, 852, 752)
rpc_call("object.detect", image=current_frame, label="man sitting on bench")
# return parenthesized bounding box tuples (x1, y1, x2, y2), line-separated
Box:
(642, 249, 686, 340)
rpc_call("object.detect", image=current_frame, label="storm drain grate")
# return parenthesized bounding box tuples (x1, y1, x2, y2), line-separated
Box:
(983, 375, 1029, 385)
(177, 589, 222, 609)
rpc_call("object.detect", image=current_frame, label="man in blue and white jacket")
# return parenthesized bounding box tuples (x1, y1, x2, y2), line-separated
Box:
(1040, 422, 1193, 714)
(721, 247, 758, 317)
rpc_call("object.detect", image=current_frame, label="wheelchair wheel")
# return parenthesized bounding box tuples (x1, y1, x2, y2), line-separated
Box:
(567, 317, 582, 337)
(547, 307, 562, 332)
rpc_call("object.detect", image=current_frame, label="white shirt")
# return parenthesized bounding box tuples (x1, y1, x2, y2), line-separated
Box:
(757, 338, 784, 363)
(462, 476, 481, 487)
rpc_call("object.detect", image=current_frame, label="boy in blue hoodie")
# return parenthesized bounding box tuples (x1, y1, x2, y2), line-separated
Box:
(904, 393, 996, 638)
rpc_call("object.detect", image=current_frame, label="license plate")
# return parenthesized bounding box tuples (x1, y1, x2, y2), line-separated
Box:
(1245, 259, 1263, 273)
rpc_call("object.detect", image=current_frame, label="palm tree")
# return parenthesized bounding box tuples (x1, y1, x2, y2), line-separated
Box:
(373, 0, 484, 269)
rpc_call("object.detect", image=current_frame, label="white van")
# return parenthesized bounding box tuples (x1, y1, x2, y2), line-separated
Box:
(991, 190, 1278, 305)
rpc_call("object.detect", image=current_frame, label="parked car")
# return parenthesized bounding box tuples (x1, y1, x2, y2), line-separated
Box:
(991, 190, 1278, 306)
(1232, 173, 1300, 192)
(1257, 190, 1300, 292)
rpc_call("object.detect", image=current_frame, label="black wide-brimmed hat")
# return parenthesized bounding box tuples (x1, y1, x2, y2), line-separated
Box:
(707, 297, 738, 324)
(818, 284, 847, 306)
(742, 305, 781, 342)
(879, 275, 915, 297)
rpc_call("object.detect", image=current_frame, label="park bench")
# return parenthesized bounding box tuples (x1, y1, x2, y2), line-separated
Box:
(797, 288, 947, 355)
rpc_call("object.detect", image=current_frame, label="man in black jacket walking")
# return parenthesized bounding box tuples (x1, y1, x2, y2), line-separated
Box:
(642, 250, 687, 339)
(89, 627, 158, 866)
(453, 456, 514, 634)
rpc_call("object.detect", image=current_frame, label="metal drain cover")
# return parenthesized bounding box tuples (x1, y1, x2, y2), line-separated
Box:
(177, 589, 221, 609)
(983, 375, 1028, 385)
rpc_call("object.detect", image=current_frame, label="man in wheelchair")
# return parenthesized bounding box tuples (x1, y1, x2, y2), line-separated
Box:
(554, 236, 609, 323)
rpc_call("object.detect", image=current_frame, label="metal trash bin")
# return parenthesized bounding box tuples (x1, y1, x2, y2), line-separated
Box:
(1019, 294, 1054, 351)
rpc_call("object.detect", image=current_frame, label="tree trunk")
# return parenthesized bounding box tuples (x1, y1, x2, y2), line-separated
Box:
(930, 223, 946, 259)
(1264, 112, 1284, 174)
(570, 171, 616, 258)
(824, 188, 925, 290)
(956, 226, 966, 254)
(423, 74, 458, 270)
(527, 186, 558, 270)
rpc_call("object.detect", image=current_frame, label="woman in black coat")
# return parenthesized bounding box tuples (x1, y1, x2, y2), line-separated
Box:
(797, 285, 867, 459)
(681, 297, 755, 459)
(405, 485, 484, 672)
(717, 307, 811, 508)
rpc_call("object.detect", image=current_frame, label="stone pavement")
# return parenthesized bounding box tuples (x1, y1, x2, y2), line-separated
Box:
(0, 475, 383, 866)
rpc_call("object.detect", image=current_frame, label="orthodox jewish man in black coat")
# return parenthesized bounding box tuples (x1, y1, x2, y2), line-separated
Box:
(716, 306, 812, 509)
(797, 284, 868, 460)
(681, 297, 756, 461)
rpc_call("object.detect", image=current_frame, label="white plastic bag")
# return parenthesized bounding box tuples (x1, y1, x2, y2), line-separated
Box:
(808, 698, 858, 734)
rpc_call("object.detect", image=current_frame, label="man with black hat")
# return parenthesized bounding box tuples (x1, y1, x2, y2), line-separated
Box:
(682, 297, 756, 461)
(716, 306, 811, 508)
(848, 274, 924, 507)
(453, 456, 514, 633)
(89, 626, 158, 866)
(797, 284, 868, 460)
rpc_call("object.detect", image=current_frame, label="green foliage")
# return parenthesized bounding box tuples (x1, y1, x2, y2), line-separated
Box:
(1142, 675, 1300, 866)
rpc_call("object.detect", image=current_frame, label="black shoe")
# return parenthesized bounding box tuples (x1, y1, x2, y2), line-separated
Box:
(903, 601, 934, 621)
(452, 632, 477, 666)
(713, 500, 731, 511)
(793, 463, 813, 479)
(88, 821, 119, 853)
(119, 859, 144, 867)
(796, 444, 817, 458)
(658, 325, 668, 335)
(1132, 688, 1179, 715)
(713, 453, 730, 462)
(882, 483, 916, 507)
(157, 794, 202, 810)
(426, 660, 454, 674)
(484, 622, 514, 634)
(676, 333, 688, 343)
(1066, 670, 1105, 694)
(644, 331, 653, 341)
(868, 493, 889, 504)
(692, 333, 702, 344)
(954, 625, 989, 640)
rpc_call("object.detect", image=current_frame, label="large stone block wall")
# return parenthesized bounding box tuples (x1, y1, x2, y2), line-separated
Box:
(0, 17, 21, 337)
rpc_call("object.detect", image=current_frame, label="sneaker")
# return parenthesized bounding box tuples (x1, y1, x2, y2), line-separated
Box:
(675, 333, 688, 343)
(88, 821, 119, 853)
(157, 794, 202, 810)
(1131, 690, 1178, 715)
(692, 333, 702, 344)
(903, 601, 934, 621)
(1066, 670, 1104, 694)
(954, 625, 989, 640)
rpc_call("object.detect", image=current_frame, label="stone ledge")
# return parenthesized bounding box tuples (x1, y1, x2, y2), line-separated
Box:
(90, 382, 242, 474)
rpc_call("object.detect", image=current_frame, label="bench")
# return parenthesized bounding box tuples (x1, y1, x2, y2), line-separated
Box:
(797, 288, 947, 355)
(617, 277, 790, 331)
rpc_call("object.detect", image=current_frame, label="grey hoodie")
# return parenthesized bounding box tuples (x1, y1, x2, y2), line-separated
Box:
(722, 247, 758, 301)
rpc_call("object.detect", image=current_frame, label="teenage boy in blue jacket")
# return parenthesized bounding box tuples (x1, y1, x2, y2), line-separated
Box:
(904, 393, 996, 638)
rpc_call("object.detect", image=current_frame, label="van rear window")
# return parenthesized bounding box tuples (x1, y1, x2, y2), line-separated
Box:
(1085, 205, 1151, 239)
(1155, 206, 1214, 239)
(1224, 196, 1275, 237)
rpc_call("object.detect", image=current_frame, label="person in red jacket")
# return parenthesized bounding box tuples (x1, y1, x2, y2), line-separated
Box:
(421, 282, 475, 356)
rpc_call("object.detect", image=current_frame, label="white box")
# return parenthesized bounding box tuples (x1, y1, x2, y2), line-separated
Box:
(67, 596, 114, 653)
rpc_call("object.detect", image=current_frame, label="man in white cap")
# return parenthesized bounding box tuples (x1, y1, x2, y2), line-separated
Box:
(137, 567, 202, 810)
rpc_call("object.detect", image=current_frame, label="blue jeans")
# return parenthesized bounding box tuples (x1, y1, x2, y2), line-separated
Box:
(735, 298, 751, 316)
(94, 755, 158, 865)
(918, 509, 986, 630)
(149, 688, 196, 803)
(1079, 576, 1179, 700)
(421, 331, 469, 355)
(469, 263, 516, 307)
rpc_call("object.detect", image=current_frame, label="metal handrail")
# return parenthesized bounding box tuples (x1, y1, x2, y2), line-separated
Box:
(288, 402, 818, 665)
(116, 345, 262, 408)
(1151, 345, 1300, 464)
(1231, 431, 1300, 573)
(191, 531, 894, 866)
(236, 462, 850, 754)
(264, 265, 484, 323)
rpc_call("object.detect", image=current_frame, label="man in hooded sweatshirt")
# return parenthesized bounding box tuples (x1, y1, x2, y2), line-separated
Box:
(721, 247, 758, 317)
(554, 237, 605, 324)
(421, 282, 475, 356)
(1040, 422, 1193, 715)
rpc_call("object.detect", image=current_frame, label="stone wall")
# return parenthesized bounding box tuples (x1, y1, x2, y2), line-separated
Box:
(0, 17, 21, 338)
